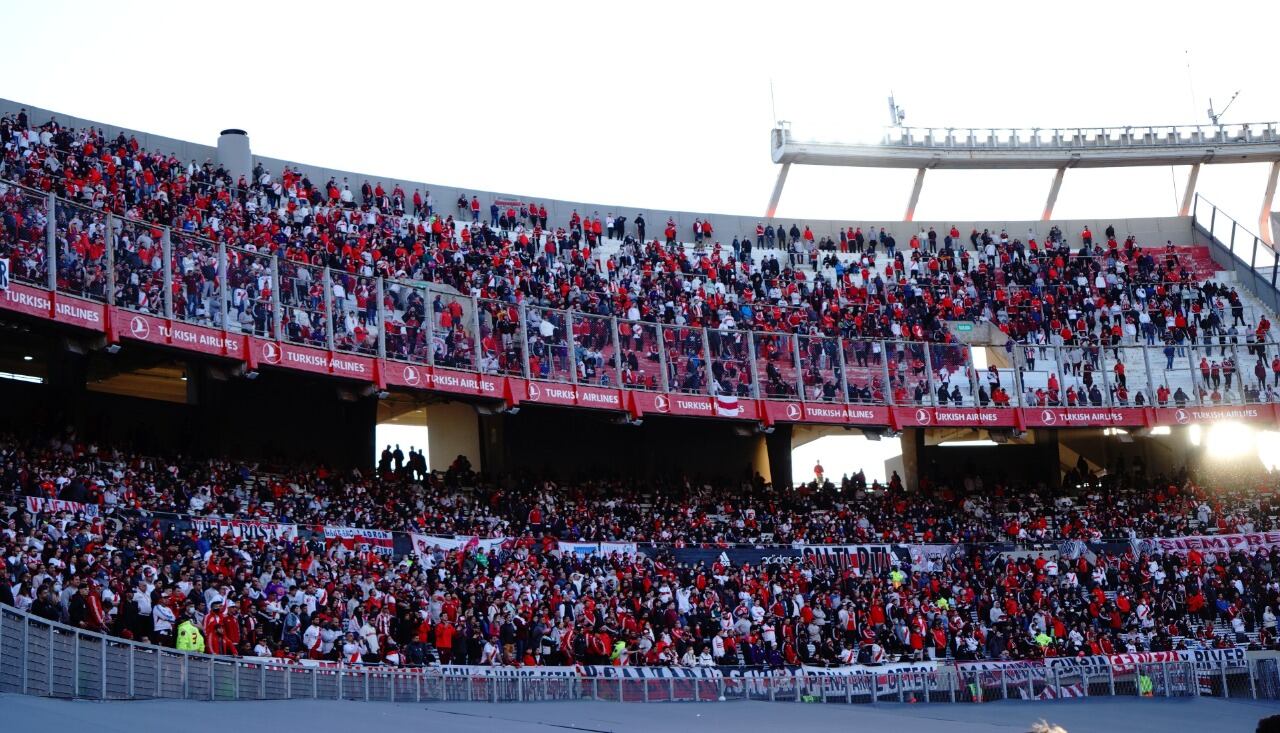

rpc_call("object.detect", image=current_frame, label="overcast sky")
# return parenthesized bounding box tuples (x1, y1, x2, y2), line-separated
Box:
(4, 0, 1278, 230)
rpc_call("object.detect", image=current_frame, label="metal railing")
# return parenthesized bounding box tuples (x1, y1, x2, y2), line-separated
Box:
(5, 178, 1280, 412)
(0, 603, 1266, 705)
(776, 123, 1280, 150)
(1194, 193, 1280, 315)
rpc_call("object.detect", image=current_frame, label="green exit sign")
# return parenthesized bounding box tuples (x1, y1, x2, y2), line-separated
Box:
(955, 323, 974, 332)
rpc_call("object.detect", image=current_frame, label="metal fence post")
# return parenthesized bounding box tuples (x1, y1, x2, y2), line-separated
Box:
(323, 266, 336, 351)
(162, 227, 173, 319)
(100, 635, 107, 699)
(657, 325, 670, 392)
(517, 305, 531, 378)
(46, 625, 53, 695)
(1162, 661, 1170, 698)
(1000, 669, 1007, 701)
(128, 644, 135, 698)
(338, 667, 344, 700)
(21, 617, 29, 694)
(376, 276, 387, 360)
(312, 668, 317, 699)
(1108, 663, 1115, 696)
(260, 663, 266, 700)
(364, 669, 370, 701)
(473, 299, 486, 373)
(285, 664, 291, 699)
(218, 243, 229, 331)
(746, 329, 761, 398)
(701, 326, 716, 391)
(46, 192, 57, 290)
(1222, 664, 1230, 698)
(792, 333, 806, 399)
(270, 256, 282, 338)
(1251, 659, 1258, 699)
(610, 316, 624, 386)
(871, 673, 878, 704)
(182, 654, 189, 698)
(72, 630, 81, 697)
(233, 660, 240, 700)
(104, 213, 115, 306)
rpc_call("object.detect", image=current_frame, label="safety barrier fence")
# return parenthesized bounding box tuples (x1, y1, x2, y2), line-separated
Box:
(0, 603, 1269, 705)
(5, 178, 1280, 428)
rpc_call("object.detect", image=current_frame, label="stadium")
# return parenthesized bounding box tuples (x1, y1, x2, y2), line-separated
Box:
(4, 3, 1280, 732)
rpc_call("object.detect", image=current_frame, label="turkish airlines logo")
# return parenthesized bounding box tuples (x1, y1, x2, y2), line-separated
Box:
(129, 315, 149, 340)
(785, 403, 802, 420)
(402, 365, 420, 386)
(653, 394, 670, 413)
(914, 408, 931, 425)
(1040, 409, 1057, 425)
(527, 382, 542, 400)
(1174, 409, 1189, 425)
(260, 341, 281, 364)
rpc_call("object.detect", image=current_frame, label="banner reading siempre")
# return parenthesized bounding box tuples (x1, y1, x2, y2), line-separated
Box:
(1134, 531, 1280, 557)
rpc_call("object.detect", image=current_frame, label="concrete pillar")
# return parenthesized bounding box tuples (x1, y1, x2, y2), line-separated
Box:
(904, 168, 926, 222)
(765, 162, 791, 219)
(428, 401, 483, 472)
(1261, 160, 1280, 246)
(1179, 163, 1201, 217)
(765, 424, 793, 488)
(898, 428, 920, 492)
(1043, 167, 1066, 221)
(217, 129, 252, 185)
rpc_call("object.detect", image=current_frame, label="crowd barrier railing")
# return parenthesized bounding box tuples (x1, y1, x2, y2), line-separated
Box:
(0, 603, 1266, 704)
(5, 178, 1280, 429)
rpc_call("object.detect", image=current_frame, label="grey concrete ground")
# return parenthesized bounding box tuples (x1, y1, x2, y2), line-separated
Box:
(1, 694, 1278, 732)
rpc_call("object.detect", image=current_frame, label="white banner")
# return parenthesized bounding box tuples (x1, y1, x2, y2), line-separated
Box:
(190, 517, 298, 541)
(410, 533, 506, 561)
(599, 541, 640, 556)
(558, 541, 600, 556)
(25, 496, 100, 518)
(324, 525, 394, 556)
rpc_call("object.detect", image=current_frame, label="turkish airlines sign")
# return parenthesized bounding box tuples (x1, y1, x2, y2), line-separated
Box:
(248, 337, 373, 379)
(380, 361, 502, 396)
(1019, 407, 1148, 428)
(518, 380, 624, 411)
(891, 406, 1018, 428)
(1152, 405, 1278, 427)
(760, 400, 890, 426)
(114, 311, 243, 357)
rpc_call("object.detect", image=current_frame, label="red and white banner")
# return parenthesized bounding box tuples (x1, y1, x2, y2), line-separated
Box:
(409, 533, 506, 561)
(324, 525, 394, 556)
(25, 496, 100, 518)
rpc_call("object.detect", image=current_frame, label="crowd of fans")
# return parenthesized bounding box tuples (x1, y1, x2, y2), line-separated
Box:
(4, 109, 1278, 410)
(4, 432, 1280, 671)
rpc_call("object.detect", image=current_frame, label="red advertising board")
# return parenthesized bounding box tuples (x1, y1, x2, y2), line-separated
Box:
(112, 310, 243, 357)
(760, 400, 891, 426)
(51, 294, 106, 331)
(1018, 407, 1149, 428)
(513, 380, 625, 411)
(1, 282, 53, 319)
(1151, 404, 1278, 427)
(891, 406, 1020, 429)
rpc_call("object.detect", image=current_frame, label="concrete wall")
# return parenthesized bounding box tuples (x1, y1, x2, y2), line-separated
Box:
(426, 400, 481, 473)
(0, 98, 1195, 246)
